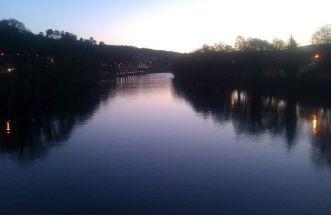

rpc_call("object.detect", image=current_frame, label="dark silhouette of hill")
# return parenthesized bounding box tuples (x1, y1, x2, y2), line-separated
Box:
(0, 19, 180, 107)
(173, 34, 331, 93)
(0, 19, 179, 70)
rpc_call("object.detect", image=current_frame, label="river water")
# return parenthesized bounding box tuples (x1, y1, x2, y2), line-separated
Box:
(1, 73, 331, 214)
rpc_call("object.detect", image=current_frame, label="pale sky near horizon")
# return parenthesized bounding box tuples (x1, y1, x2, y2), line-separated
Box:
(1, 0, 331, 52)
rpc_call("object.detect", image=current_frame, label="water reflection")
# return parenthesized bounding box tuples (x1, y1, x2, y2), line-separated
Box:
(0, 85, 114, 163)
(230, 90, 248, 106)
(2, 73, 331, 170)
(1, 73, 331, 214)
(312, 114, 318, 135)
(172, 77, 331, 168)
(307, 109, 331, 168)
(5, 120, 11, 134)
(114, 74, 172, 95)
(0, 74, 170, 164)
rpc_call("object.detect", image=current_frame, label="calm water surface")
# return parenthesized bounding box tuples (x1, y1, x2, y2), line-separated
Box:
(1, 73, 331, 214)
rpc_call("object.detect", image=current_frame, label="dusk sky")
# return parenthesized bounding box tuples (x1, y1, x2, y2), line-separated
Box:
(1, 0, 331, 52)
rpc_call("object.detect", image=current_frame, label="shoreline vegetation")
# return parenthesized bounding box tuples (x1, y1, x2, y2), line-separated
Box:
(1, 18, 331, 106)
(1, 17, 331, 163)
(0, 19, 179, 106)
(173, 27, 331, 95)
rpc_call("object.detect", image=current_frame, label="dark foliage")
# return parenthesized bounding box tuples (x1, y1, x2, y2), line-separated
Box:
(173, 36, 331, 93)
(0, 19, 179, 106)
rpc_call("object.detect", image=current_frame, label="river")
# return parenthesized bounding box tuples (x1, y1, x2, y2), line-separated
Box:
(1, 73, 331, 214)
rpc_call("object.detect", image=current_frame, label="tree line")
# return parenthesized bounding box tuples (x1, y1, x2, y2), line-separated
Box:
(195, 25, 331, 53)
(0, 19, 178, 105)
(174, 25, 331, 92)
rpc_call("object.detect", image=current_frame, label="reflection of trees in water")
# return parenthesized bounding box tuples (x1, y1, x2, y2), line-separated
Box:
(172, 78, 331, 163)
(0, 85, 114, 163)
(172, 78, 299, 147)
(299, 108, 331, 169)
(114, 74, 172, 95)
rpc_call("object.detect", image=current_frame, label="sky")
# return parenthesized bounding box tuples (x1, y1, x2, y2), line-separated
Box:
(1, 0, 331, 53)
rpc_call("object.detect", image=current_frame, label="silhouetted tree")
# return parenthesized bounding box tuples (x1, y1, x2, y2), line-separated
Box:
(61, 31, 77, 41)
(195, 44, 215, 53)
(46, 29, 61, 40)
(312, 24, 331, 45)
(272, 38, 286, 50)
(234, 36, 273, 51)
(0, 19, 28, 32)
(195, 43, 233, 53)
(213, 42, 233, 52)
(246, 38, 273, 51)
(234, 36, 248, 51)
(87, 37, 97, 45)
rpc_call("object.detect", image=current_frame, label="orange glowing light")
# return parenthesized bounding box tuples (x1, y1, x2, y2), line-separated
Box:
(231, 90, 238, 106)
(312, 115, 317, 135)
(314, 54, 320, 59)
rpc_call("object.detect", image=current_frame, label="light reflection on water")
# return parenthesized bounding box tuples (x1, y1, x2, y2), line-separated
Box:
(0, 73, 331, 215)
(6, 120, 11, 134)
